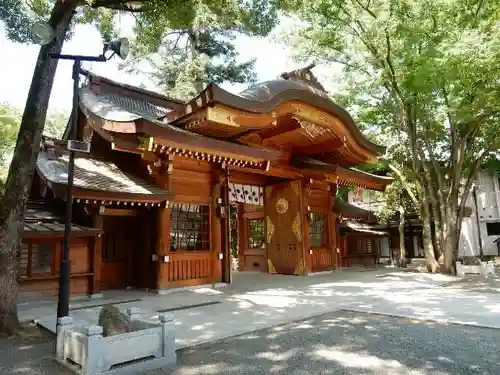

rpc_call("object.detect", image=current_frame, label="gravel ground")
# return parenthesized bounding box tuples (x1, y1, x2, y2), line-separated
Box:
(1, 310, 499, 375)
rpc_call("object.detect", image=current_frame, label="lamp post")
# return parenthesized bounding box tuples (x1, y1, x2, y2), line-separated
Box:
(32, 21, 130, 318)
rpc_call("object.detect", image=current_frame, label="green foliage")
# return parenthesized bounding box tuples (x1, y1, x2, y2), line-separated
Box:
(0, 103, 67, 186)
(284, 0, 500, 163)
(123, 0, 279, 100)
(0, 104, 21, 179)
(0, 0, 122, 44)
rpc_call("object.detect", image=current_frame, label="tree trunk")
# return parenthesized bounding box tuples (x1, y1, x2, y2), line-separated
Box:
(0, 0, 77, 335)
(442, 214, 458, 275)
(398, 205, 406, 267)
(420, 191, 440, 273)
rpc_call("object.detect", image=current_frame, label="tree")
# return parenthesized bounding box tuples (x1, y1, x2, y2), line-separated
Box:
(0, 0, 283, 335)
(0, 104, 66, 182)
(0, 104, 21, 181)
(122, 0, 278, 100)
(283, 0, 500, 274)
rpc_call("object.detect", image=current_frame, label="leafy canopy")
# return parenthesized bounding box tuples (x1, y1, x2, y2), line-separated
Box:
(284, 0, 500, 197)
(1, 0, 280, 101)
(0, 103, 66, 188)
(123, 0, 279, 100)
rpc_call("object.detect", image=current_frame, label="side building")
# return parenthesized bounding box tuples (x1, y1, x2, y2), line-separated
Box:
(460, 170, 500, 258)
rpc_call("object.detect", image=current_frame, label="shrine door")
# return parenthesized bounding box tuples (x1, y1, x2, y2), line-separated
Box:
(265, 180, 306, 275)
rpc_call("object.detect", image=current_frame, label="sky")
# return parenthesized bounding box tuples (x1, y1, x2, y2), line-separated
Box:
(0, 15, 315, 114)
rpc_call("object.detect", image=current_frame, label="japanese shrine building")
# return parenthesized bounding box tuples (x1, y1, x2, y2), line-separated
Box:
(22, 65, 392, 297)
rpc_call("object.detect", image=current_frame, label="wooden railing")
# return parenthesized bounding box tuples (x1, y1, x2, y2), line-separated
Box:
(310, 248, 335, 272)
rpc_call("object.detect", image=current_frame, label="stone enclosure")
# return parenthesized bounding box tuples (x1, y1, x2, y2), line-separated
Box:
(456, 261, 496, 278)
(56, 307, 176, 375)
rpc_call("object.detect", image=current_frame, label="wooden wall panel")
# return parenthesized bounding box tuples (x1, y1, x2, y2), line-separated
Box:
(156, 157, 222, 289)
(70, 238, 91, 274)
(19, 237, 93, 298)
(309, 188, 330, 212)
(229, 170, 267, 186)
(19, 277, 91, 298)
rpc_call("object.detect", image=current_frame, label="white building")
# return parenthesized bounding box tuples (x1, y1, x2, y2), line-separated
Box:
(460, 171, 500, 258)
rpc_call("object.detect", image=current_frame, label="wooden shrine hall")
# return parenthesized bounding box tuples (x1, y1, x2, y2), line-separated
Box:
(22, 64, 392, 297)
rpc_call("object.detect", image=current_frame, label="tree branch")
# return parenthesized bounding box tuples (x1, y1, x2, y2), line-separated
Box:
(387, 163, 419, 206)
(353, 0, 377, 18)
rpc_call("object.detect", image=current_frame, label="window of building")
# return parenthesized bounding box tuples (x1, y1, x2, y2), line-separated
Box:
(19, 241, 54, 277)
(346, 236, 375, 255)
(487, 222, 500, 236)
(248, 218, 265, 249)
(170, 204, 210, 251)
(360, 238, 373, 253)
(309, 212, 327, 248)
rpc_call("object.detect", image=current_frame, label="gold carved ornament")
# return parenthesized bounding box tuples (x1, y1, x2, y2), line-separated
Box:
(268, 259, 277, 274)
(266, 216, 275, 244)
(276, 197, 289, 214)
(292, 213, 302, 242)
(294, 258, 305, 275)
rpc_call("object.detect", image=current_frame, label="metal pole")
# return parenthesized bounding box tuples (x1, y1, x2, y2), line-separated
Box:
(472, 184, 484, 260)
(57, 59, 80, 319)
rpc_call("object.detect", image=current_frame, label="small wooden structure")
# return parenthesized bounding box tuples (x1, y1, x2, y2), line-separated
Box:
(334, 199, 387, 267)
(26, 65, 392, 297)
(20, 201, 101, 297)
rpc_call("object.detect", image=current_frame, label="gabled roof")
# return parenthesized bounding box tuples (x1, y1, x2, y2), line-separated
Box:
(334, 198, 375, 219)
(340, 220, 387, 236)
(75, 67, 389, 178)
(36, 149, 171, 204)
(23, 201, 100, 238)
(78, 85, 280, 167)
(162, 65, 385, 160)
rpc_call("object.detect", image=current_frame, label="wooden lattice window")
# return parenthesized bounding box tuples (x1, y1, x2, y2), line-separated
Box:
(309, 212, 327, 248)
(248, 219, 265, 249)
(170, 204, 210, 251)
(346, 236, 375, 255)
(19, 241, 54, 277)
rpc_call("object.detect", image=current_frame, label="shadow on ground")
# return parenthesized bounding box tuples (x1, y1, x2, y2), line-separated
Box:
(2, 310, 499, 374)
(165, 310, 500, 375)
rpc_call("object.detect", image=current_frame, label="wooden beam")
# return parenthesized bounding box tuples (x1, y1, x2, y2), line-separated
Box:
(100, 208, 139, 216)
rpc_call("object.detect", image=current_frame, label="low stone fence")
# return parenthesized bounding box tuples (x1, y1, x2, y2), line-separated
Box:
(56, 308, 176, 375)
(456, 262, 496, 278)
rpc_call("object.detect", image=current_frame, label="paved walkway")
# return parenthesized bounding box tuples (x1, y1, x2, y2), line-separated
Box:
(24, 269, 500, 349)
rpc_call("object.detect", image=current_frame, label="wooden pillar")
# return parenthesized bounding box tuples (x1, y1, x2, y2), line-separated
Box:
(343, 234, 348, 268)
(156, 154, 173, 291)
(237, 203, 246, 270)
(156, 207, 170, 290)
(220, 166, 231, 284)
(327, 184, 336, 270)
(302, 179, 312, 274)
(211, 167, 223, 283)
(90, 212, 103, 295)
